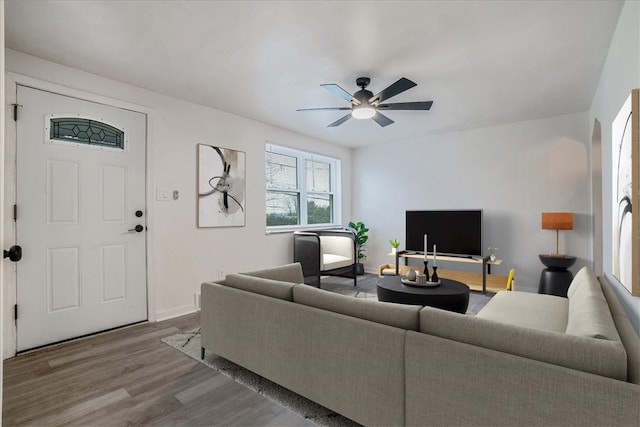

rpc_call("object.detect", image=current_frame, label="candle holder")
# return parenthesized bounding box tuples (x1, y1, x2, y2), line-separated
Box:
(423, 261, 430, 282)
(431, 266, 439, 283)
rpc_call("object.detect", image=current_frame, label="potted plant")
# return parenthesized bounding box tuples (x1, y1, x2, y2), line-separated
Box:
(348, 221, 369, 275)
(389, 239, 400, 254)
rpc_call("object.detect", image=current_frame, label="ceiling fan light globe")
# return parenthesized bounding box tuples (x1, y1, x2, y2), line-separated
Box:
(352, 106, 376, 119)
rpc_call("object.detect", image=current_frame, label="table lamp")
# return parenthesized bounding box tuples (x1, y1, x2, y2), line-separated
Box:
(541, 212, 573, 257)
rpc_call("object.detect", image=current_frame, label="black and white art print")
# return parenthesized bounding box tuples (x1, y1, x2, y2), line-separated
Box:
(611, 89, 638, 296)
(197, 144, 246, 227)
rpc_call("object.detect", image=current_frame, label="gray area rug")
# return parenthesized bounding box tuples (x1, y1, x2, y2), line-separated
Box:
(163, 328, 359, 427)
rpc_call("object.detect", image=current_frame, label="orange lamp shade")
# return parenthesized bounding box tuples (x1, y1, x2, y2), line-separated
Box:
(541, 212, 573, 230)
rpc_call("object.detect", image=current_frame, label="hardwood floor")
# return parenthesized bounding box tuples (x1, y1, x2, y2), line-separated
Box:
(3, 312, 316, 426)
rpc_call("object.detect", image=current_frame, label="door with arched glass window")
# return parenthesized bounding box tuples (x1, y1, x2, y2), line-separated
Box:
(15, 86, 147, 351)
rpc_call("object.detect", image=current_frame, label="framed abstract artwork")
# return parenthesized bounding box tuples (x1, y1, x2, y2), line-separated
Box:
(611, 89, 638, 296)
(197, 144, 246, 227)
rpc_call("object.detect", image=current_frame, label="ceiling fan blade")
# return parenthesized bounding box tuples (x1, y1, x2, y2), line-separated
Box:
(369, 77, 417, 105)
(297, 107, 352, 112)
(321, 84, 360, 105)
(327, 113, 352, 127)
(377, 101, 433, 111)
(371, 112, 394, 127)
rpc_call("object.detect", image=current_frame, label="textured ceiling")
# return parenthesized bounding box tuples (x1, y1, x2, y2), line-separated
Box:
(5, 0, 623, 147)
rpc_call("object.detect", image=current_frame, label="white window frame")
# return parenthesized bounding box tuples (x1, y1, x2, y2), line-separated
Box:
(266, 142, 342, 233)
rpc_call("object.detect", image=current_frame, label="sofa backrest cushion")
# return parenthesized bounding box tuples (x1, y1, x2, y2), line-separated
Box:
(420, 307, 628, 381)
(566, 267, 621, 342)
(224, 273, 295, 301)
(477, 291, 568, 333)
(293, 284, 421, 331)
(240, 262, 305, 284)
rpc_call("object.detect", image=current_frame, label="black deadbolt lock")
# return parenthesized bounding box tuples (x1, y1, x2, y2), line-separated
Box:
(4, 245, 22, 262)
(135, 210, 143, 217)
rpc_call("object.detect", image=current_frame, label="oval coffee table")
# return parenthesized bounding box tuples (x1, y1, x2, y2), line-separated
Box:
(377, 276, 470, 313)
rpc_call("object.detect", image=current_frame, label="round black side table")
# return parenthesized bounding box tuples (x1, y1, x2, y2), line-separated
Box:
(538, 255, 577, 297)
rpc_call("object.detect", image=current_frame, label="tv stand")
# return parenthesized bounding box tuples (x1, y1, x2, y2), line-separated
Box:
(441, 253, 473, 260)
(393, 250, 504, 294)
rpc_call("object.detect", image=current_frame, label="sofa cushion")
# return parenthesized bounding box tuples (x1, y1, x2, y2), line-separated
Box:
(293, 284, 421, 331)
(240, 262, 304, 283)
(322, 253, 353, 270)
(420, 307, 628, 381)
(477, 291, 568, 333)
(224, 273, 295, 301)
(566, 267, 621, 341)
(319, 235, 354, 270)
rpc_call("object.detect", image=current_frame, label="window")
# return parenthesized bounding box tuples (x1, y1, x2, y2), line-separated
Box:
(48, 117, 125, 149)
(266, 143, 341, 230)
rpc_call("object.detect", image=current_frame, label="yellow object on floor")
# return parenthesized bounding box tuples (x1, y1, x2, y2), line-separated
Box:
(506, 269, 516, 291)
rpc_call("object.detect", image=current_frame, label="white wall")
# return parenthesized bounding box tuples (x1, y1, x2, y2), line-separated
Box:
(353, 112, 591, 293)
(3, 49, 352, 354)
(589, 0, 640, 332)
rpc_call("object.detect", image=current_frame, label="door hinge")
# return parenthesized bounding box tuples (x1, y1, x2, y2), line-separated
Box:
(12, 104, 22, 122)
(14, 304, 18, 320)
(13, 204, 17, 221)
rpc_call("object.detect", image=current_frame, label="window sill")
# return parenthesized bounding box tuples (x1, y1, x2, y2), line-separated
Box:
(265, 224, 344, 235)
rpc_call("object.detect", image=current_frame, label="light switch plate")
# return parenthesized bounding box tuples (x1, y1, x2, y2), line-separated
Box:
(156, 188, 171, 201)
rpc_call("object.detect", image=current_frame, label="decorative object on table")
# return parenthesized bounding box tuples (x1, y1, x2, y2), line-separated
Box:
(389, 238, 400, 254)
(488, 247, 498, 262)
(348, 221, 369, 275)
(197, 144, 245, 227)
(541, 212, 573, 256)
(611, 89, 638, 296)
(423, 260, 430, 282)
(402, 269, 432, 286)
(401, 276, 440, 287)
(431, 266, 439, 283)
(431, 243, 439, 282)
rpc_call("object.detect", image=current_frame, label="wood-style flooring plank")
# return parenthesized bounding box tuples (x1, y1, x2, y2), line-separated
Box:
(3, 312, 315, 426)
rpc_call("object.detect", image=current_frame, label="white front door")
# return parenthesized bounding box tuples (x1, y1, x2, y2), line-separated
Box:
(16, 86, 147, 351)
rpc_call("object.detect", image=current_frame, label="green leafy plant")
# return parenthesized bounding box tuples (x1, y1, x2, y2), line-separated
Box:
(348, 221, 369, 262)
(389, 239, 400, 249)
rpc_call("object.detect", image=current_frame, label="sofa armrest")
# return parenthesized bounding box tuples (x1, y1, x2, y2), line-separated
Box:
(293, 232, 321, 282)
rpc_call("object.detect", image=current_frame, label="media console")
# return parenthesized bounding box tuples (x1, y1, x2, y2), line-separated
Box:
(391, 250, 505, 294)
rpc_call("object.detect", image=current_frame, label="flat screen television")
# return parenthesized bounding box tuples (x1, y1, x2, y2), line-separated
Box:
(405, 210, 483, 257)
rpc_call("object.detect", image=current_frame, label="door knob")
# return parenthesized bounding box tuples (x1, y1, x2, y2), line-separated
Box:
(128, 225, 144, 233)
(3, 245, 22, 262)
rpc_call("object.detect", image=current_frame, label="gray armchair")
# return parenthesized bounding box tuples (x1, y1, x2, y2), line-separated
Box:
(293, 230, 357, 288)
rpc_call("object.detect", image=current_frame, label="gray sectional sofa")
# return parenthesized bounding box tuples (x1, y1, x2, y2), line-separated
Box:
(201, 263, 640, 426)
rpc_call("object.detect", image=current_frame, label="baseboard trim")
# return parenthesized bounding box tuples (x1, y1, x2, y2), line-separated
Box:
(156, 305, 199, 322)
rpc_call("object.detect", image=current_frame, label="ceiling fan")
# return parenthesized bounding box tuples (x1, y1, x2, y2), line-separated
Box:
(297, 77, 433, 127)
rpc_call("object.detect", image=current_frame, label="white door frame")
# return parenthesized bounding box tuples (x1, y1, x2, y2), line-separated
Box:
(3, 72, 158, 358)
